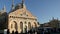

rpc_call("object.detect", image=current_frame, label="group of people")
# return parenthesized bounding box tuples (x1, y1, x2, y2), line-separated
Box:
(7, 28, 38, 34)
(6, 28, 60, 34)
(7, 29, 18, 34)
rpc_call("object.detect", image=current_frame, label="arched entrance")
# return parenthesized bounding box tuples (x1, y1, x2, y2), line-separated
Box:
(10, 21, 17, 33)
(13, 21, 17, 31)
(20, 22, 23, 32)
(28, 22, 31, 30)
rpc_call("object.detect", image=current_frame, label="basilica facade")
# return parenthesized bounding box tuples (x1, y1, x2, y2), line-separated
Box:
(3, 0, 40, 33)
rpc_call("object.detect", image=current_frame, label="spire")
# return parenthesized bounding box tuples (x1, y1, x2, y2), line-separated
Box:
(22, 0, 24, 4)
(21, 0, 24, 8)
(3, 5, 6, 12)
(12, 0, 14, 10)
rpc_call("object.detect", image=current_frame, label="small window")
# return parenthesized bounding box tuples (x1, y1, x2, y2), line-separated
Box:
(10, 16, 11, 18)
(26, 15, 28, 16)
(25, 21, 27, 24)
(13, 16, 15, 18)
(12, 16, 13, 18)
(20, 14, 22, 16)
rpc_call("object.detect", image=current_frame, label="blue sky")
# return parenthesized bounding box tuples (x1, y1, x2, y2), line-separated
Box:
(0, 0, 60, 24)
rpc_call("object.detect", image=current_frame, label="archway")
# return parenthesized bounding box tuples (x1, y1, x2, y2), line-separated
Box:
(10, 21, 17, 33)
(28, 22, 31, 30)
(13, 21, 17, 31)
(20, 22, 23, 31)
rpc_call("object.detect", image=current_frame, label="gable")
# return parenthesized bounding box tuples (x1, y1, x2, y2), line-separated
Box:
(9, 4, 37, 19)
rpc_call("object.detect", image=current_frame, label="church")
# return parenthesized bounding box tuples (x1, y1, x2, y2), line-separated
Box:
(0, 0, 40, 33)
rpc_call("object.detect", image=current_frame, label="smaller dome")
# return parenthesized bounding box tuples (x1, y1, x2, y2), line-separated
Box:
(15, 3, 23, 10)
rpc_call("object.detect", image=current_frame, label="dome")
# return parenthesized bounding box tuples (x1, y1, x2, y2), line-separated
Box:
(15, 3, 23, 10)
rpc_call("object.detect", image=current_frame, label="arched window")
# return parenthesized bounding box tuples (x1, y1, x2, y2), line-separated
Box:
(28, 22, 31, 30)
(13, 21, 17, 31)
(20, 22, 23, 31)
(10, 16, 11, 18)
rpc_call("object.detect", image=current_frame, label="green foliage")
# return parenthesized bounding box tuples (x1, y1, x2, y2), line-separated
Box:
(48, 19, 60, 28)
(0, 12, 8, 30)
